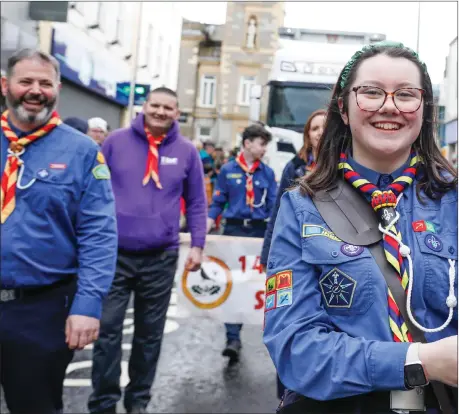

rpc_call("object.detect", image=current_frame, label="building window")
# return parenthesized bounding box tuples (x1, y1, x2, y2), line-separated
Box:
(245, 15, 257, 49)
(155, 35, 163, 78)
(118, 3, 134, 54)
(114, 6, 122, 45)
(138, 24, 152, 69)
(166, 45, 172, 86)
(84, 2, 102, 29)
(238, 76, 257, 106)
(99, 2, 119, 43)
(327, 34, 338, 43)
(198, 126, 212, 141)
(199, 75, 217, 108)
(146, 24, 154, 71)
(69, 1, 85, 14)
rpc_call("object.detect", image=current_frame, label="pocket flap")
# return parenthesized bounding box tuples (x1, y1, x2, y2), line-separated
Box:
(415, 232, 457, 260)
(301, 225, 371, 265)
(35, 168, 73, 184)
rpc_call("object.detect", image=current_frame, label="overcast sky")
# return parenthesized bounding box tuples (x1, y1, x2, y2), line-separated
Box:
(177, 1, 457, 84)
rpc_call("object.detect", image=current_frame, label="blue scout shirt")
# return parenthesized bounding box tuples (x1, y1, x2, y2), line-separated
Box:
(1, 123, 118, 319)
(264, 157, 458, 401)
(208, 159, 277, 221)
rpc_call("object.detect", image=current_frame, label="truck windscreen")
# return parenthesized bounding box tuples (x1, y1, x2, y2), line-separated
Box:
(267, 84, 333, 132)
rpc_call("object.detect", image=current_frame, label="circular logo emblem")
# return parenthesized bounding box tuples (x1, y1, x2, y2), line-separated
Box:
(340, 244, 364, 257)
(424, 234, 443, 252)
(181, 256, 232, 309)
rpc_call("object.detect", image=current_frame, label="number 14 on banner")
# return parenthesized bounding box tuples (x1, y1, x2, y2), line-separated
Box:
(239, 255, 264, 274)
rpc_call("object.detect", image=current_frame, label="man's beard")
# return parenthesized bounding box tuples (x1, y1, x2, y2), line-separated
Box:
(6, 90, 57, 125)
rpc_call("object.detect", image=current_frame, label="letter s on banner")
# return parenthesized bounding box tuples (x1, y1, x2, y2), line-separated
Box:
(254, 290, 265, 310)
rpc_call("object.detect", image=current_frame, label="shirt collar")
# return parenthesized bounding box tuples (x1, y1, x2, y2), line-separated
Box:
(6, 115, 42, 138)
(8, 120, 26, 138)
(346, 155, 410, 188)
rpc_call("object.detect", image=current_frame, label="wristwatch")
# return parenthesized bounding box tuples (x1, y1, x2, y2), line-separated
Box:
(404, 343, 429, 389)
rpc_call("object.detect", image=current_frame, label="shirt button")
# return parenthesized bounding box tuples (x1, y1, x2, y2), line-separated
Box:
(268, 261, 274, 269)
(331, 251, 339, 258)
(380, 174, 391, 188)
(448, 246, 455, 254)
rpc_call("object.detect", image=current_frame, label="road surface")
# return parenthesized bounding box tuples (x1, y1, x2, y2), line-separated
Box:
(1, 290, 280, 413)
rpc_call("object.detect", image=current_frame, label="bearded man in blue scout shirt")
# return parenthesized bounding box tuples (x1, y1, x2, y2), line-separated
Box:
(0, 49, 117, 414)
(207, 124, 277, 362)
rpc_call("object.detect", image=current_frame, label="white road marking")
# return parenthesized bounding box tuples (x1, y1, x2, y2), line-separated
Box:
(164, 319, 179, 334)
(65, 301, 179, 387)
(84, 343, 132, 351)
(64, 361, 129, 387)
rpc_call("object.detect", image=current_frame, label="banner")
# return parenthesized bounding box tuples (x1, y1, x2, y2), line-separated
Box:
(175, 234, 266, 325)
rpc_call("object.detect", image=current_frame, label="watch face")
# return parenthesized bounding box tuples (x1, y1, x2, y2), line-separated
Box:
(405, 364, 428, 387)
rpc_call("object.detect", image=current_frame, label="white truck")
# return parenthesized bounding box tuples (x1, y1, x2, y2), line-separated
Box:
(250, 30, 385, 180)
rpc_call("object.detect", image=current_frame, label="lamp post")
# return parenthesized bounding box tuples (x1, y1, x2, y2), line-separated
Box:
(416, 2, 421, 54)
(127, 2, 143, 121)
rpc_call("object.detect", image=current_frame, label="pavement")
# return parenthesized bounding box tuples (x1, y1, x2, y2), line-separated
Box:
(1, 290, 280, 414)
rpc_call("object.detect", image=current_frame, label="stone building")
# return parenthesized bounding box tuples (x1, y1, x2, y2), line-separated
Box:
(177, 2, 285, 149)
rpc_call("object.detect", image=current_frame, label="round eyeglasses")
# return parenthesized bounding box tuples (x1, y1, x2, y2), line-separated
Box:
(352, 86, 425, 113)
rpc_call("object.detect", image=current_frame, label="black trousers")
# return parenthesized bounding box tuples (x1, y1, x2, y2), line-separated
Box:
(88, 249, 179, 413)
(0, 279, 77, 414)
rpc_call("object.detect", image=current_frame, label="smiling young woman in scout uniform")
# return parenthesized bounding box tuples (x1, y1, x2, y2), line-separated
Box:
(263, 41, 458, 414)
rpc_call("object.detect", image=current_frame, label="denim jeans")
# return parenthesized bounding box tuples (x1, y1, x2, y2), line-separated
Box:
(88, 249, 178, 413)
(224, 323, 243, 342)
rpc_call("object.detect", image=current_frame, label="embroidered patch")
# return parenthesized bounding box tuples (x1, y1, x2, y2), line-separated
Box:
(340, 244, 364, 257)
(320, 268, 356, 308)
(37, 168, 49, 178)
(302, 224, 341, 242)
(276, 270, 292, 290)
(161, 156, 178, 165)
(49, 163, 67, 169)
(265, 293, 276, 311)
(412, 220, 436, 233)
(424, 234, 442, 252)
(97, 152, 106, 164)
(425, 221, 436, 233)
(266, 276, 276, 293)
(227, 173, 242, 179)
(412, 220, 426, 232)
(92, 164, 111, 180)
(276, 289, 292, 307)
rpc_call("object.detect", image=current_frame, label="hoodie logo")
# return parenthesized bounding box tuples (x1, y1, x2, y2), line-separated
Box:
(161, 156, 178, 165)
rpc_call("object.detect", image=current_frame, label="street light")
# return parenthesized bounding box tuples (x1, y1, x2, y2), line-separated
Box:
(416, 2, 421, 54)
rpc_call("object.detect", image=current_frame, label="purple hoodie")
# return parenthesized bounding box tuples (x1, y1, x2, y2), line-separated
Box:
(102, 114, 207, 251)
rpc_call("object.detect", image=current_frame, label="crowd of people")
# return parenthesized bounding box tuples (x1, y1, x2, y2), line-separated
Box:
(0, 40, 457, 414)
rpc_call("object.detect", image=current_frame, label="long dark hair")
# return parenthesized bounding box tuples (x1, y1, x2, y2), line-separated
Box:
(298, 109, 327, 162)
(300, 45, 457, 200)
